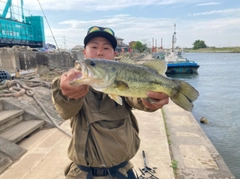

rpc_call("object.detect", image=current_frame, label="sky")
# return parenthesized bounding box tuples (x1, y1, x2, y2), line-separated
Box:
(1, 0, 240, 49)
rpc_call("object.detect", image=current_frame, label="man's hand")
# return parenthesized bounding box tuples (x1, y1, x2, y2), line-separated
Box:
(60, 69, 89, 100)
(141, 92, 169, 110)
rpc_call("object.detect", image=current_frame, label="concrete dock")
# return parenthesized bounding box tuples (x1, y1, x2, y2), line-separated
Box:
(0, 99, 235, 179)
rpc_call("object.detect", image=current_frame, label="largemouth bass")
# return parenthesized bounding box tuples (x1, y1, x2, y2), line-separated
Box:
(70, 58, 199, 111)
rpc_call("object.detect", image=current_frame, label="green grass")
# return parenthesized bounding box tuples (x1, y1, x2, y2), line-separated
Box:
(161, 109, 179, 178)
(170, 159, 179, 176)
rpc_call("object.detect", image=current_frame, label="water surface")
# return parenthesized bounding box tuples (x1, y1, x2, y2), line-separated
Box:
(167, 52, 240, 178)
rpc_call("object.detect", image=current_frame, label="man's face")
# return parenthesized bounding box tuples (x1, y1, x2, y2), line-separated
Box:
(83, 37, 116, 60)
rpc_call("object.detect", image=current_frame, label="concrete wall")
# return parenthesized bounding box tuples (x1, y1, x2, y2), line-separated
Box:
(19, 51, 37, 70)
(0, 48, 84, 75)
(37, 52, 75, 70)
(0, 48, 20, 74)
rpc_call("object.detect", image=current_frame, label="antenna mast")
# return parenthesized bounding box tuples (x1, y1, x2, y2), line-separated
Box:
(172, 24, 176, 52)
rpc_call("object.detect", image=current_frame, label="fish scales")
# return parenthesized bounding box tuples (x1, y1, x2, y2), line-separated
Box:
(89, 59, 175, 97)
(70, 58, 199, 111)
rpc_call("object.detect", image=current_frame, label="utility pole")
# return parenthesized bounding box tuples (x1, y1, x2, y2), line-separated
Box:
(155, 39, 157, 51)
(63, 35, 66, 49)
(152, 38, 154, 53)
(160, 38, 163, 49)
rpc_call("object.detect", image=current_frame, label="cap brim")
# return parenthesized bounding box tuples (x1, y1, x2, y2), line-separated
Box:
(84, 31, 117, 50)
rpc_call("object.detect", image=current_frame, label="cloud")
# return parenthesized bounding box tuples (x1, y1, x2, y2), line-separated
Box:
(189, 8, 240, 16)
(197, 2, 222, 6)
(45, 14, 176, 48)
(7, 0, 237, 48)
(45, 12, 240, 48)
(176, 17, 240, 47)
(22, 0, 194, 11)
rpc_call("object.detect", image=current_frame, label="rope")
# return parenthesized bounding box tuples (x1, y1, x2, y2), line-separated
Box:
(37, 0, 66, 66)
(0, 79, 71, 137)
(33, 95, 72, 137)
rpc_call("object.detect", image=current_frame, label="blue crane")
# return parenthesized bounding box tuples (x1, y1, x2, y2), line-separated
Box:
(0, 0, 45, 47)
(1, 0, 25, 22)
(2, 0, 13, 18)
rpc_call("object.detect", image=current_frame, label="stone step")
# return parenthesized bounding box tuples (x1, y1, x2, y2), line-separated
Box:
(0, 136, 26, 174)
(0, 120, 44, 143)
(0, 110, 24, 133)
(0, 123, 71, 179)
(0, 152, 12, 174)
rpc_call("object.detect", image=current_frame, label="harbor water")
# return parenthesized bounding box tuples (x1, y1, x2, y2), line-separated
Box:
(167, 52, 240, 178)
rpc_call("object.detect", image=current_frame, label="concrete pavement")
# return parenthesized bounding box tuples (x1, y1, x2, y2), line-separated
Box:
(163, 100, 235, 179)
(0, 100, 235, 179)
(0, 107, 174, 179)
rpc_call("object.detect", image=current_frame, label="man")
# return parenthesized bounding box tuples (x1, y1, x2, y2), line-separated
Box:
(52, 26, 169, 179)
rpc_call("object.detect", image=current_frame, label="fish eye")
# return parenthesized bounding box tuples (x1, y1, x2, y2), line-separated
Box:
(90, 60, 95, 66)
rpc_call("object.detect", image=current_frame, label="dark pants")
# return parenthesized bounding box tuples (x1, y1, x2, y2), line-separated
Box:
(126, 169, 137, 179)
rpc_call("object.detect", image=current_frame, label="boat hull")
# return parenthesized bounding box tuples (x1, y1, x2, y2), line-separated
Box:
(166, 62, 199, 74)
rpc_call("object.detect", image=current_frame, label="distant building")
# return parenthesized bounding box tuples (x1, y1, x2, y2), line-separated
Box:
(116, 37, 129, 53)
(72, 45, 84, 51)
(129, 41, 136, 48)
(116, 37, 124, 46)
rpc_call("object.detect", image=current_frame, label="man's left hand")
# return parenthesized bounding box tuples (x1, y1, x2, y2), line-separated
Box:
(141, 92, 169, 110)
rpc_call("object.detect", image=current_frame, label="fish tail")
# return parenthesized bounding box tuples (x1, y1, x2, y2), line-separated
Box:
(170, 80, 199, 111)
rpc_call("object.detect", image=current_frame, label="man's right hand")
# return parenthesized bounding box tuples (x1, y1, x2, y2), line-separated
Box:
(60, 69, 89, 100)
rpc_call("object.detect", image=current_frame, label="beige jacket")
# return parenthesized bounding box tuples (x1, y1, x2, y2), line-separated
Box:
(51, 77, 155, 168)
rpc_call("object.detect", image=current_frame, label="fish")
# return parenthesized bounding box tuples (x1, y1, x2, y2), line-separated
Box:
(70, 58, 199, 111)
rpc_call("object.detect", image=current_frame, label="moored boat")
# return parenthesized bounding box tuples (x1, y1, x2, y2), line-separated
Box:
(164, 24, 200, 74)
(167, 60, 199, 74)
(165, 51, 200, 74)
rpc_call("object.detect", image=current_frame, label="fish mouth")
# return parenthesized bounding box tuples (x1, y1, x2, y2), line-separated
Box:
(81, 61, 95, 79)
(75, 61, 94, 79)
(71, 59, 110, 87)
(69, 61, 95, 86)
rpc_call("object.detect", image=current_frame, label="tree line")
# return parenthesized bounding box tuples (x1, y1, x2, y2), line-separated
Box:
(130, 40, 207, 52)
(192, 40, 207, 49)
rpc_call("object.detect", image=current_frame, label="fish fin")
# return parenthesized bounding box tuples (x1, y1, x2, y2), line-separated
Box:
(119, 57, 167, 75)
(142, 60, 167, 75)
(114, 81, 129, 91)
(119, 57, 136, 64)
(170, 80, 199, 111)
(108, 94, 123, 105)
